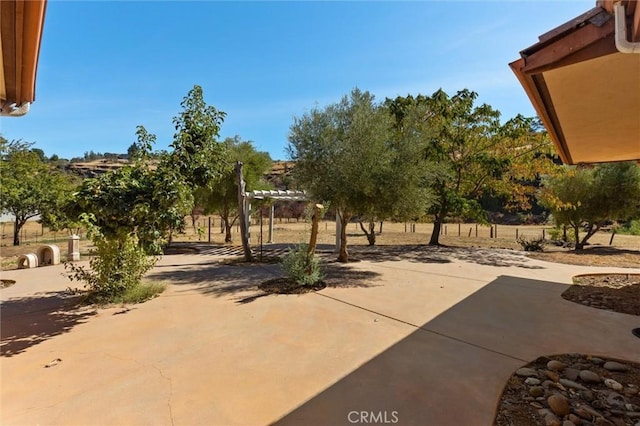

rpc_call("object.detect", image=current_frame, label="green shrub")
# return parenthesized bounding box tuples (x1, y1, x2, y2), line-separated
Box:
(281, 244, 323, 286)
(617, 219, 640, 236)
(66, 231, 157, 303)
(517, 236, 546, 252)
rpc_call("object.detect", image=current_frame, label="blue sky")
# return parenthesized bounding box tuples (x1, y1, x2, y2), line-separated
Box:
(1, 0, 594, 161)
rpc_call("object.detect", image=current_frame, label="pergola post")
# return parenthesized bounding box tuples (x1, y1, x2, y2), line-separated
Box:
(268, 204, 274, 243)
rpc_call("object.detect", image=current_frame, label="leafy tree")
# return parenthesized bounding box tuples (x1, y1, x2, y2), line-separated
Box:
(288, 88, 430, 260)
(539, 162, 640, 250)
(0, 138, 75, 245)
(169, 85, 229, 188)
(195, 135, 272, 243)
(386, 89, 556, 245)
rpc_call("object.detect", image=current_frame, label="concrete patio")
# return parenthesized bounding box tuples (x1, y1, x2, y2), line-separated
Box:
(1, 245, 638, 425)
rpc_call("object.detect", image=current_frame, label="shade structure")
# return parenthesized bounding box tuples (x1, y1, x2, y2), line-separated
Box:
(510, 2, 640, 165)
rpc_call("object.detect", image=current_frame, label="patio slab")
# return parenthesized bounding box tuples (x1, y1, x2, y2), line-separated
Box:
(1, 248, 639, 425)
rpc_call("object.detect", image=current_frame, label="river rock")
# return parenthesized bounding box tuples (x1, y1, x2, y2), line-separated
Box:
(603, 361, 628, 372)
(563, 421, 576, 426)
(559, 379, 588, 391)
(589, 357, 604, 365)
(530, 386, 545, 397)
(564, 368, 580, 381)
(568, 413, 582, 425)
(547, 360, 568, 371)
(548, 394, 571, 416)
(544, 370, 561, 382)
(516, 367, 539, 377)
(580, 390, 595, 402)
(604, 378, 623, 391)
(579, 370, 601, 383)
(545, 412, 561, 426)
(525, 377, 542, 385)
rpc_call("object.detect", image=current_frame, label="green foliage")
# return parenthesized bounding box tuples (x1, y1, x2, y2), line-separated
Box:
(617, 219, 640, 236)
(288, 88, 432, 260)
(196, 135, 272, 243)
(517, 236, 546, 252)
(385, 90, 556, 245)
(281, 244, 323, 287)
(65, 217, 157, 303)
(539, 162, 640, 250)
(0, 137, 77, 245)
(116, 282, 166, 305)
(170, 85, 229, 187)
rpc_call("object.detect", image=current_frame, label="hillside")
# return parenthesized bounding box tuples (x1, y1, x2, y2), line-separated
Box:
(66, 158, 296, 189)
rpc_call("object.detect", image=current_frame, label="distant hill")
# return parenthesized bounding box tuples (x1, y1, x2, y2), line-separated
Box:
(66, 159, 130, 178)
(66, 158, 297, 189)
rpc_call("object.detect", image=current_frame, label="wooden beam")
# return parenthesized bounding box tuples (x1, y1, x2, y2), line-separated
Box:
(522, 17, 615, 74)
(0, 0, 46, 105)
(632, 0, 640, 41)
(509, 58, 572, 164)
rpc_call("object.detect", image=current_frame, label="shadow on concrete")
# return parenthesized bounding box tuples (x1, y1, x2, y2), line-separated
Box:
(1, 292, 96, 357)
(343, 245, 544, 269)
(148, 258, 382, 301)
(272, 275, 638, 425)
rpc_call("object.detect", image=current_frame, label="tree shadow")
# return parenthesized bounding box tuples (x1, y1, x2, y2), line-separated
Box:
(344, 245, 544, 269)
(148, 257, 382, 303)
(1, 292, 96, 357)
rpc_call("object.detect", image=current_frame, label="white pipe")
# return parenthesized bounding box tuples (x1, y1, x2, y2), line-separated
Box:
(0, 101, 31, 116)
(614, 2, 640, 53)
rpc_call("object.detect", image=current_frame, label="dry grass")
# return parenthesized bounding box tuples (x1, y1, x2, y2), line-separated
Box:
(2, 218, 639, 270)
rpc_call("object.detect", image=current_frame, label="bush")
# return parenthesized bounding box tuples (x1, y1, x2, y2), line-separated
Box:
(617, 219, 640, 236)
(281, 244, 323, 286)
(517, 236, 546, 252)
(66, 231, 158, 303)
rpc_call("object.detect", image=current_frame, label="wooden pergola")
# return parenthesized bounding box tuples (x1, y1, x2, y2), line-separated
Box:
(243, 190, 308, 245)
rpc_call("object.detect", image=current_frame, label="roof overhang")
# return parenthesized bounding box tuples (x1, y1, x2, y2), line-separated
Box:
(510, 2, 640, 165)
(0, 0, 47, 116)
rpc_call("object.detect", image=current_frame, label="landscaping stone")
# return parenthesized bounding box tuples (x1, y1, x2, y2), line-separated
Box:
(517, 367, 540, 377)
(604, 362, 629, 372)
(580, 370, 601, 384)
(548, 394, 570, 416)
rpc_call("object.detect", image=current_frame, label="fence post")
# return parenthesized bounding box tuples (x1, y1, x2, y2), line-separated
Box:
(445, 225, 447, 236)
(495, 224, 498, 239)
(516, 228, 519, 240)
(468, 227, 472, 237)
(490, 226, 494, 238)
(208, 217, 211, 243)
(475, 224, 478, 237)
(542, 229, 546, 240)
(458, 223, 461, 236)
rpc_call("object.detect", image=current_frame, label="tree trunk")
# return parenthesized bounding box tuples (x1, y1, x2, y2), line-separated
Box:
(235, 162, 253, 262)
(429, 208, 446, 246)
(13, 216, 22, 246)
(307, 204, 323, 257)
(573, 225, 583, 250)
(378, 221, 383, 234)
(359, 221, 376, 246)
(224, 222, 233, 243)
(337, 212, 351, 263)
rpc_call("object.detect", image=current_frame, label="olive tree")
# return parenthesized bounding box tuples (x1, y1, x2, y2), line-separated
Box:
(539, 162, 640, 250)
(288, 88, 431, 261)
